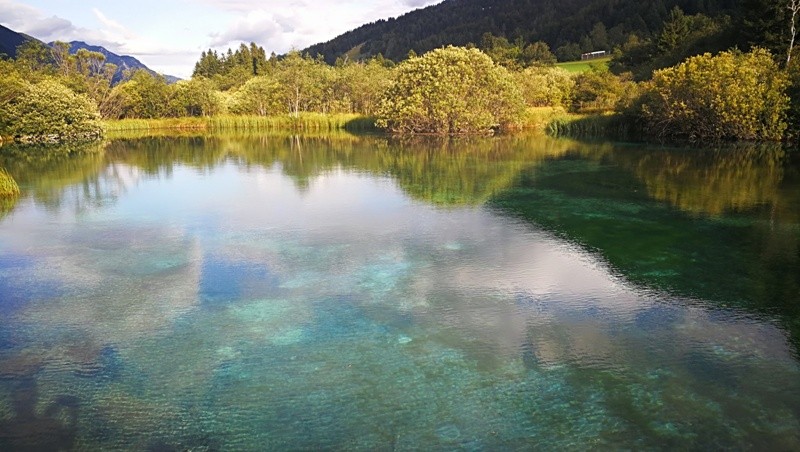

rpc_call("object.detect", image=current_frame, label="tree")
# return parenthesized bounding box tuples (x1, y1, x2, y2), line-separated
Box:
(789, 0, 800, 64)
(572, 67, 633, 113)
(658, 7, 690, 53)
(333, 59, 393, 115)
(169, 77, 224, 117)
(0, 78, 103, 142)
(272, 52, 331, 116)
(515, 66, 575, 108)
(637, 48, 789, 141)
(375, 46, 525, 134)
(109, 70, 172, 119)
(520, 42, 557, 66)
(227, 76, 283, 116)
(555, 42, 582, 62)
(15, 40, 55, 73)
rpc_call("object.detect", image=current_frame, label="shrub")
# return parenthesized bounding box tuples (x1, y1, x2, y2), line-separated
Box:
(227, 76, 284, 116)
(0, 78, 103, 142)
(515, 66, 575, 108)
(571, 67, 634, 113)
(638, 48, 789, 141)
(376, 46, 525, 134)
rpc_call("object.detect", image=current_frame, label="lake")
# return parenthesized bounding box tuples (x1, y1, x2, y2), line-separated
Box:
(0, 133, 799, 449)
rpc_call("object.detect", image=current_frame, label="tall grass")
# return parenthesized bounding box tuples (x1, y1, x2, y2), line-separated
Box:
(210, 113, 377, 132)
(0, 168, 20, 197)
(546, 113, 635, 140)
(104, 114, 377, 136)
(103, 117, 208, 132)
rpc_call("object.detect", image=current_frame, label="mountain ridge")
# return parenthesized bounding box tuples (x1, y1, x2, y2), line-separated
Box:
(0, 23, 179, 84)
(63, 41, 180, 84)
(303, 0, 740, 63)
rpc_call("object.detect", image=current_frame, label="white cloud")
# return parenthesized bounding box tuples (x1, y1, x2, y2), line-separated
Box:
(1, 0, 444, 78)
(203, 0, 442, 52)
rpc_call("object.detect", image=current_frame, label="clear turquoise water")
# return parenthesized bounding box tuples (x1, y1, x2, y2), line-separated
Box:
(0, 135, 798, 449)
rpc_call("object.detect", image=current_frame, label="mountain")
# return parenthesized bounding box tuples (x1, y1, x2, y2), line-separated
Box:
(304, 0, 740, 63)
(1, 23, 179, 84)
(0, 24, 38, 59)
(64, 41, 180, 84)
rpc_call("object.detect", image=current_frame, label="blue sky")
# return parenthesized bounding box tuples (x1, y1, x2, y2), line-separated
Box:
(0, 0, 440, 78)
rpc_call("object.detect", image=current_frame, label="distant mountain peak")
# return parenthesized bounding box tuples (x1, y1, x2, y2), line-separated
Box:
(0, 23, 179, 84)
(62, 41, 181, 84)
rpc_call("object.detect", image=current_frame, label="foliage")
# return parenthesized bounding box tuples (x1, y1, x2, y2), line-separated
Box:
(168, 77, 225, 117)
(227, 76, 283, 116)
(571, 66, 636, 113)
(0, 78, 103, 142)
(333, 59, 393, 115)
(193, 42, 271, 90)
(304, 0, 741, 63)
(109, 70, 172, 119)
(375, 46, 524, 134)
(515, 66, 575, 108)
(637, 48, 789, 141)
(786, 60, 800, 139)
(611, 8, 734, 80)
(480, 33, 556, 68)
(271, 52, 334, 116)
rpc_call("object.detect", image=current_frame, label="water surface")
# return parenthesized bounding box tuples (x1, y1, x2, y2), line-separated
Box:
(0, 134, 798, 449)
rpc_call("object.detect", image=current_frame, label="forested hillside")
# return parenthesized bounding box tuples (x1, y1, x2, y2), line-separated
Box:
(304, 0, 741, 63)
(0, 24, 37, 59)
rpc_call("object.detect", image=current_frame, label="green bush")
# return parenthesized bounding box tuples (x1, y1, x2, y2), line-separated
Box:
(376, 46, 525, 134)
(571, 67, 634, 113)
(638, 48, 789, 141)
(227, 76, 284, 116)
(515, 66, 575, 108)
(0, 78, 103, 142)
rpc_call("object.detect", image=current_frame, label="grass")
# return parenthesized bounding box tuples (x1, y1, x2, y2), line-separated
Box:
(556, 56, 612, 73)
(520, 107, 575, 132)
(0, 168, 20, 197)
(547, 113, 634, 139)
(519, 106, 634, 139)
(103, 114, 377, 137)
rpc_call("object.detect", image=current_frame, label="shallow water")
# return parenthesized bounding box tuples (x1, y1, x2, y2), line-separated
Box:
(0, 134, 799, 449)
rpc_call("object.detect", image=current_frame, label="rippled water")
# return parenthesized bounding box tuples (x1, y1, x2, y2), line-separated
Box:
(0, 134, 799, 449)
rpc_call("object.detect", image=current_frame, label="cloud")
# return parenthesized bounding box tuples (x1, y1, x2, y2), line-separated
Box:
(1, 0, 444, 78)
(205, 0, 442, 52)
(403, 0, 435, 6)
(209, 11, 286, 48)
(0, 1, 194, 76)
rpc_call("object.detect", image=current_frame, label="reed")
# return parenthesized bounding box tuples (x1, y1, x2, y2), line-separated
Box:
(208, 114, 377, 132)
(0, 168, 20, 197)
(103, 117, 209, 132)
(104, 114, 377, 136)
(546, 113, 634, 139)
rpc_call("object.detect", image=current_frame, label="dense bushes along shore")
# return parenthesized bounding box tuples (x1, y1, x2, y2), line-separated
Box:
(0, 41, 797, 142)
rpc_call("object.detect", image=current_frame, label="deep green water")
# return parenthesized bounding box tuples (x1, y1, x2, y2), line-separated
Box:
(0, 134, 799, 450)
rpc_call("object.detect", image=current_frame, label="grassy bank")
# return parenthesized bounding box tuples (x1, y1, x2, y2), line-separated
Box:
(555, 56, 611, 73)
(103, 109, 633, 141)
(104, 114, 377, 136)
(520, 107, 634, 139)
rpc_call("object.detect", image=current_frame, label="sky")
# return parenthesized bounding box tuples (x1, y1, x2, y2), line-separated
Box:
(0, 0, 441, 78)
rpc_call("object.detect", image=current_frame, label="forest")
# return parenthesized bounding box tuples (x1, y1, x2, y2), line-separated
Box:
(0, 1, 798, 143)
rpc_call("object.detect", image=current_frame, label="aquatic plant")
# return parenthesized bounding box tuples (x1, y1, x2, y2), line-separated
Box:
(0, 167, 20, 197)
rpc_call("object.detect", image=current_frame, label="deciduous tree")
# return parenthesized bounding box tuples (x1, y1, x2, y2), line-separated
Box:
(376, 46, 524, 134)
